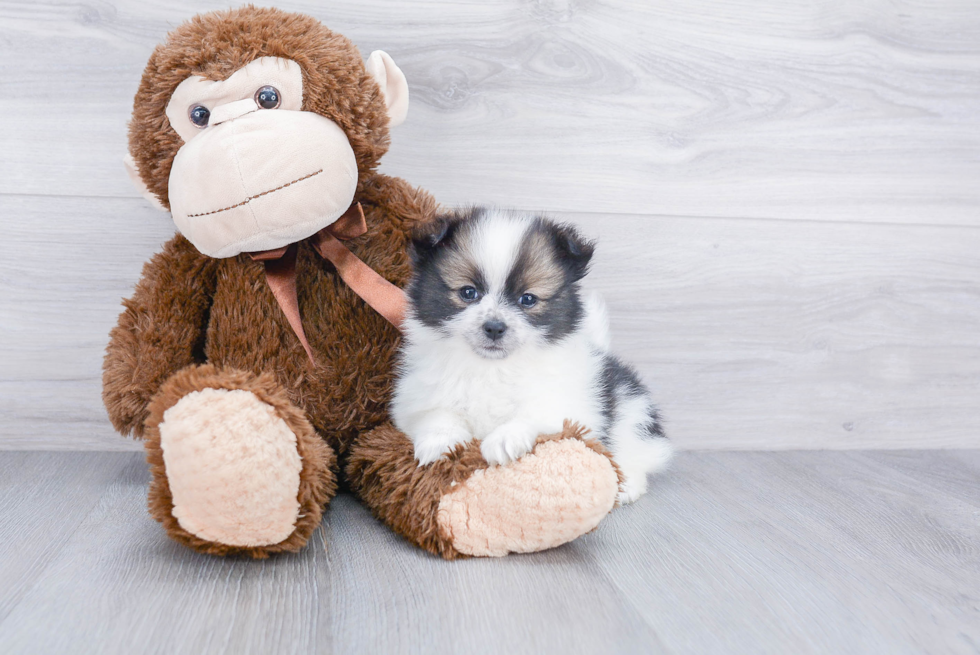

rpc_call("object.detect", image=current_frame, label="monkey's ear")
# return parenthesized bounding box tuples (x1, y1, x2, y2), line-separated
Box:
(365, 50, 409, 127)
(124, 153, 167, 211)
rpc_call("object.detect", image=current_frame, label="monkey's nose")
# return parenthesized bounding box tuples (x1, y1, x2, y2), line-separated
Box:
(483, 320, 507, 341)
(209, 98, 259, 126)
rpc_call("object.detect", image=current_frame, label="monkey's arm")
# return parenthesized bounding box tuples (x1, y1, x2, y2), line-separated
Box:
(102, 234, 218, 438)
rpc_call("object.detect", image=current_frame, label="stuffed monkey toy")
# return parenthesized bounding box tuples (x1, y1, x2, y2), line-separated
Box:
(104, 6, 621, 559)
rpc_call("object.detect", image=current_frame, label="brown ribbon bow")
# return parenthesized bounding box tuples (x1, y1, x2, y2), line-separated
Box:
(250, 202, 407, 363)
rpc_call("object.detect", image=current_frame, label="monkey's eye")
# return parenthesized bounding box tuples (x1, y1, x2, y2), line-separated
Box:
(255, 86, 281, 109)
(459, 286, 480, 302)
(188, 105, 210, 128)
(518, 293, 537, 308)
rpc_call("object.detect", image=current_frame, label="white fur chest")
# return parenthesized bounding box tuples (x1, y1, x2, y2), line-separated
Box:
(392, 326, 605, 440)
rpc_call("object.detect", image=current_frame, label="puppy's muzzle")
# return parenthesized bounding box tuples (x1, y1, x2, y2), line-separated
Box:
(483, 320, 508, 341)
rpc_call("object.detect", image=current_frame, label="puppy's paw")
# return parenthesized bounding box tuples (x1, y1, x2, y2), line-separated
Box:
(617, 473, 648, 505)
(480, 422, 540, 466)
(413, 428, 471, 466)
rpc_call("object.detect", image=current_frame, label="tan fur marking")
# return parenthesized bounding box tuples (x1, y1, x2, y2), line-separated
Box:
(437, 224, 482, 295)
(515, 230, 565, 314)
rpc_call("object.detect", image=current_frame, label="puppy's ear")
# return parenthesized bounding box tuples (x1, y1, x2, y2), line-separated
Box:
(410, 216, 455, 266)
(552, 223, 595, 281)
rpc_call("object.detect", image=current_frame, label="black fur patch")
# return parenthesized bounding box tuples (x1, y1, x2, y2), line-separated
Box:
(529, 285, 583, 343)
(407, 209, 481, 329)
(408, 207, 483, 269)
(598, 354, 666, 443)
(408, 208, 596, 342)
(407, 260, 464, 329)
(504, 218, 594, 343)
(641, 406, 667, 440)
(548, 221, 595, 282)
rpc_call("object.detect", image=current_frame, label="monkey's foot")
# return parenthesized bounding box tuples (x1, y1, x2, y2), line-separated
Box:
(347, 422, 620, 559)
(143, 365, 336, 557)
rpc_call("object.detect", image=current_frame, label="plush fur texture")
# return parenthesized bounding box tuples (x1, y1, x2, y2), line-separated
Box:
(437, 427, 621, 556)
(105, 177, 433, 453)
(160, 387, 305, 547)
(143, 365, 336, 558)
(346, 423, 490, 559)
(346, 421, 621, 559)
(106, 7, 625, 558)
(393, 208, 673, 502)
(129, 6, 392, 210)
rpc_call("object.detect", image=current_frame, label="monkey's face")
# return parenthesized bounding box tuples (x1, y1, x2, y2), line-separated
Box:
(155, 52, 406, 259)
(127, 8, 410, 259)
(164, 57, 358, 258)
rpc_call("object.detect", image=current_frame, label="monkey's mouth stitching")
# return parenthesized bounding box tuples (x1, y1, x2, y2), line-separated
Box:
(186, 169, 324, 218)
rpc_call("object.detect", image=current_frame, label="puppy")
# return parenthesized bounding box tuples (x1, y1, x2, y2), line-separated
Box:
(391, 207, 673, 503)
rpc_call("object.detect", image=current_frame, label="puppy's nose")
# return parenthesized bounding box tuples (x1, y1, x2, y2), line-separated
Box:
(483, 320, 507, 341)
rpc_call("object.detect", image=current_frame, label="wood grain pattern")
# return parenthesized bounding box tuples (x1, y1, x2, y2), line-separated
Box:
(325, 494, 665, 654)
(1, 1, 978, 450)
(0, 453, 328, 654)
(3, 195, 978, 450)
(588, 450, 980, 654)
(0, 195, 174, 451)
(0, 450, 977, 654)
(0, 0, 978, 224)
(575, 211, 980, 450)
(0, 452, 138, 622)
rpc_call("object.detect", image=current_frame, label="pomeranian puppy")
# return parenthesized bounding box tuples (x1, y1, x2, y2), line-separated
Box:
(391, 207, 673, 503)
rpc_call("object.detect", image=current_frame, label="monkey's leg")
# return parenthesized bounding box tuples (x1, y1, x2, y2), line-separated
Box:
(346, 422, 620, 558)
(142, 364, 337, 557)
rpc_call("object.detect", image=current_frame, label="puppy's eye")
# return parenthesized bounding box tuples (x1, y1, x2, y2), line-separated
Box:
(188, 105, 210, 128)
(518, 293, 538, 308)
(459, 286, 480, 302)
(255, 86, 281, 109)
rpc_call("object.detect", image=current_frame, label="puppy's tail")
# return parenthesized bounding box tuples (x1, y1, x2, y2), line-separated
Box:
(583, 291, 612, 352)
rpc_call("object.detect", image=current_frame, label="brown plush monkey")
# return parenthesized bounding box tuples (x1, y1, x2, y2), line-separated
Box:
(104, 6, 621, 559)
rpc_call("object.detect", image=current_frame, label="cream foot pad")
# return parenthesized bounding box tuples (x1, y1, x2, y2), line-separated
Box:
(159, 388, 302, 547)
(437, 438, 619, 556)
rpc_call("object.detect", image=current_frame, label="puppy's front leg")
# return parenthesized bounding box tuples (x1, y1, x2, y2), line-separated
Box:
(409, 409, 473, 466)
(481, 419, 541, 466)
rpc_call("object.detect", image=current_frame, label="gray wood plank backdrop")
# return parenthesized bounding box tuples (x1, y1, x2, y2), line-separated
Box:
(1, 0, 978, 450)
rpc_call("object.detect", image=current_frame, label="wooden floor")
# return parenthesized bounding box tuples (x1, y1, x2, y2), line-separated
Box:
(1, 450, 977, 655)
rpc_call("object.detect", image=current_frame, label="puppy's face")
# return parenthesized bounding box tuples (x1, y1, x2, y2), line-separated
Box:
(408, 208, 594, 359)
